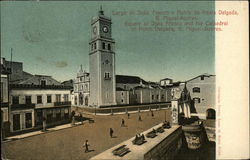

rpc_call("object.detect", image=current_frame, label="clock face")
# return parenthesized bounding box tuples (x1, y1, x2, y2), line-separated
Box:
(93, 26, 97, 34)
(102, 26, 109, 33)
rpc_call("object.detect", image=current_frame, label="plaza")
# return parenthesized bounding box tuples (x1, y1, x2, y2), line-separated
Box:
(2, 109, 171, 160)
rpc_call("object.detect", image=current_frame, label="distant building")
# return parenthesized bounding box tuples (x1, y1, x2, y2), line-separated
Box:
(1, 58, 11, 138)
(10, 84, 72, 133)
(2, 58, 33, 84)
(1, 57, 72, 134)
(186, 74, 216, 119)
(73, 66, 90, 106)
(62, 79, 73, 88)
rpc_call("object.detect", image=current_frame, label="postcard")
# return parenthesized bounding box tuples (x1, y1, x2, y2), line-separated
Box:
(0, 1, 249, 160)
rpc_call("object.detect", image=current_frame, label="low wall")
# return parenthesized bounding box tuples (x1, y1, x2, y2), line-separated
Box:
(90, 124, 182, 160)
(72, 103, 171, 115)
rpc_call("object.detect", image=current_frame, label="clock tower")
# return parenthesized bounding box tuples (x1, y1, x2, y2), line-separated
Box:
(89, 7, 116, 107)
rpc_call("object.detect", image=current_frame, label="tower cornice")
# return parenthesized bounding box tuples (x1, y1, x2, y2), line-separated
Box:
(89, 36, 115, 44)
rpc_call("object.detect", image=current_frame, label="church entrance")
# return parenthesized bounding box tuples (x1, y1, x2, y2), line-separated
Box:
(79, 93, 83, 105)
(85, 96, 88, 106)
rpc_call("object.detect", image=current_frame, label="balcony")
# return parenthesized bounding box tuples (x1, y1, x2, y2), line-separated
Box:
(0, 102, 9, 108)
(54, 101, 71, 106)
(11, 103, 35, 110)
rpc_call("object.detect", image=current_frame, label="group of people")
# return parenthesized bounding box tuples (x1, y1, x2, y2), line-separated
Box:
(82, 110, 160, 153)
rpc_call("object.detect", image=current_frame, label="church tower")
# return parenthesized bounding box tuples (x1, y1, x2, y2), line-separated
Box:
(89, 7, 116, 107)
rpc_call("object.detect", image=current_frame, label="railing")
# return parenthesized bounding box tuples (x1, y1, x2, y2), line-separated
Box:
(73, 103, 171, 114)
(54, 101, 71, 106)
(11, 103, 36, 110)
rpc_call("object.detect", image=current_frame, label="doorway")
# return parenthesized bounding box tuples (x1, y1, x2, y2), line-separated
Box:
(13, 114, 20, 131)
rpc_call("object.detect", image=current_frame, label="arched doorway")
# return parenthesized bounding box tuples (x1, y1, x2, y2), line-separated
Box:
(85, 96, 89, 106)
(79, 93, 83, 105)
(206, 108, 216, 119)
(85, 96, 88, 106)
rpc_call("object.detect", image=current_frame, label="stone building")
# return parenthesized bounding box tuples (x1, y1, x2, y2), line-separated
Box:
(1, 58, 72, 134)
(1, 58, 11, 138)
(89, 8, 116, 107)
(10, 84, 72, 133)
(186, 74, 216, 119)
(73, 65, 90, 106)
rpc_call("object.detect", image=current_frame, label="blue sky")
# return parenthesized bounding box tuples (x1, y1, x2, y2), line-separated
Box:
(1, 1, 215, 82)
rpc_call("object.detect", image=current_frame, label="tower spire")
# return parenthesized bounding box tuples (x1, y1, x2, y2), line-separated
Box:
(98, 6, 104, 15)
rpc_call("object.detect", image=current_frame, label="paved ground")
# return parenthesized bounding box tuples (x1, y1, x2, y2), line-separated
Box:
(1, 109, 171, 160)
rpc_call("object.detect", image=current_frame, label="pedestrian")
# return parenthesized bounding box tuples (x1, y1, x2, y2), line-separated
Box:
(138, 115, 142, 121)
(71, 111, 76, 126)
(72, 115, 75, 126)
(127, 113, 130, 119)
(79, 113, 83, 124)
(110, 128, 114, 138)
(151, 111, 154, 118)
(83, 140, 89, 153)
(121, 119, 125, 127)
(42, 117, 46, 132)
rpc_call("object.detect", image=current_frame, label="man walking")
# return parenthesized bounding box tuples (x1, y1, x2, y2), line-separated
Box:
(110, 128, 114, 138)
(42, 117, 47, 132)
(121, 119, 125, 127)
(84, 140, 89, 153)
(138, 115, 142, 121)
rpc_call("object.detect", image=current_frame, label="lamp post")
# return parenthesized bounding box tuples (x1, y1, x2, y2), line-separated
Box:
(164, 109, 166, 122)
(94, 104, 96, 115)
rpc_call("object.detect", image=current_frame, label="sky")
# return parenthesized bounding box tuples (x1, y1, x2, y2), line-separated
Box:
(1, 1, 215, 82)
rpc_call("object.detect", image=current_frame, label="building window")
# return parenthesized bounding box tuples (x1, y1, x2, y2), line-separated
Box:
(94, 43, 96, 49)
(13, 114, 21, 131)
(37, 95, 42, 104)
(121, 92, 124, 96)
(56, 109, 61, 121)
(25, 112, 32, 128)
(64, 108, 69, 119)
(156, 95, 159, 99)
(108, 44, 111, 50)
(41, 80, 46, 86)
(75, 96, 77, 105)
(35, 110, 43, 126)
(1, 82, 3, 102)
(12, 96, 19, 104)
(56, 94, 61, 102)
(121, 99, 124, 103)
(192, 87, 200, 93)
(47, 95, 52, 103)
(104, 72, 111, 79)
(152, 95, 154, 100)
(46, 109, 53, 123)
(102, 42, 105, 49)
(80, 77, 82, 82)
(25, 96, 32, 104)
(193, 98, 201, 103)
(201, 76, 204, 80)
(64, 94, 69, 102)
(161, 94, 164, 99)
